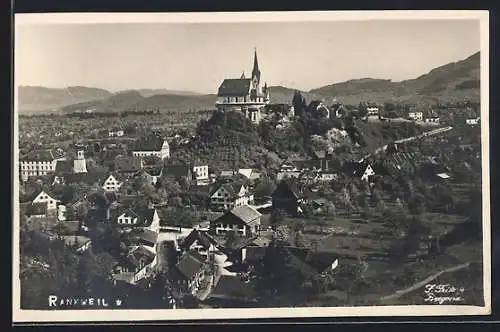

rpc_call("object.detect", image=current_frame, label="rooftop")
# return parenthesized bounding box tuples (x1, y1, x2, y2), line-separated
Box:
(217, 78, 252, 97)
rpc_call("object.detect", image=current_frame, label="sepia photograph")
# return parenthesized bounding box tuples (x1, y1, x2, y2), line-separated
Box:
(12, 11, 491, 322)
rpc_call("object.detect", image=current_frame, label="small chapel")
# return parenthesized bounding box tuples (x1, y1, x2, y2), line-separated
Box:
(215, 49, 270, 124)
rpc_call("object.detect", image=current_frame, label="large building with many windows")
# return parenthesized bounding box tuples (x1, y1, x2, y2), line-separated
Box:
(19, 149, 65, 182)
(215, 49, 270, 124)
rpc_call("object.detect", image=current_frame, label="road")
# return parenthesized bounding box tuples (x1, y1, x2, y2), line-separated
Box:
(358, 126, 453, 162)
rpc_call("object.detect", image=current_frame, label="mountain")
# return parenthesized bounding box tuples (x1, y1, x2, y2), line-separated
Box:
(18, 86, 113, 113)
(309, 52, 480, 105)
(20, 51, 480, 114)
(135, 89, 203, 98)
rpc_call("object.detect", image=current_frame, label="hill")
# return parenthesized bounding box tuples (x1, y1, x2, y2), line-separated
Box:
(20, 51, 480, 114)
(310, 52, 480, 106)
(18, 86, 112, 113)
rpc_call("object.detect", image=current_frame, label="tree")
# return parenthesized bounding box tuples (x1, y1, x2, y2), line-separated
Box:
(270, 209, 286, 227)
(292, 91, 306, 118)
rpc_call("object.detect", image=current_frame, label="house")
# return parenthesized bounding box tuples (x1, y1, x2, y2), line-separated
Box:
(192, 162, 210, 185)
(210, 181, 254, 212)
(366, 106, 379, 116)
(114, 156, 144, 177)
(237, 168, 261, 182)
(19, 149, 63, 182)
(408, 111, 423, 121)
(28, 202, 48, 218)
(132, 135, 170, 160)
(102, 174, 123, 192)
(108, 127, 125, 137)
(215, 49, 270, 124)
(137, 229, 159, 250)
(135, 165, 163, 186)
(207, 275, 257, 305)
(61, 235, 92, 253)
(340, 161, 375, 181)
(112, 245, 157, 284)
(169, 251, 206, 294)
(180, 229, 221, 259)
(116, 208, 161, 234)
(32, 190, 60, 211)
(466, 117, 480, 126)
(310, 149, 331, 170)
(211, 205, 262, 237)
(271, 179, 305, 216)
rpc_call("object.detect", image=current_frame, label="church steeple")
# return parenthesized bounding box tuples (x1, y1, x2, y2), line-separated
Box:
(251, 48, 261, 84)
(240, 71, 246, 79)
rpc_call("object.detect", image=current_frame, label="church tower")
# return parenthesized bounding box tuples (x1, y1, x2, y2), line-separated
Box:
(251, 48, 261, 92)
(73, 148, 87, 174)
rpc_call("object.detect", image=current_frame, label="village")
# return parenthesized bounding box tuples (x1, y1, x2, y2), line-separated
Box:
(18, 50, 484, 309)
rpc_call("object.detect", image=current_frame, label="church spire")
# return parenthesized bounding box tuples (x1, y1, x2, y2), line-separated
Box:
(252, 48, 261, 83)
(240, 71, 246, 79)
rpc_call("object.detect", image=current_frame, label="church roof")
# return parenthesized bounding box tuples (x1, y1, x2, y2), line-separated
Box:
(217, 78, 252, 96)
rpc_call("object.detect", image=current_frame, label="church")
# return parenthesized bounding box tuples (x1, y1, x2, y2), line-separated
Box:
(215, 49, 270, 124)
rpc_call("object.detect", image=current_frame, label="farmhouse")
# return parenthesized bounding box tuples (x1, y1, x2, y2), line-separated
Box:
(211, 205, 262, 237)
(102, 174, 124, 192)
(215, 49, 270, 124)
(169, 251, 206, 294)
(271, 179, 305, 216)
(32, 190, 60, 211)
(192, 162, 210, 185)
(210, 181, 254, 212)
(340, 161, 375, 181)
(116, 208, 161, 234)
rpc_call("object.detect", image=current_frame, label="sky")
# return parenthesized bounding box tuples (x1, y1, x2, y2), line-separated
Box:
(15, 19, 480, 94)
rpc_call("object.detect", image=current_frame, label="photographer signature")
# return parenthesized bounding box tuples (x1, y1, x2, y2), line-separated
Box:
(423, 284, 465, 304)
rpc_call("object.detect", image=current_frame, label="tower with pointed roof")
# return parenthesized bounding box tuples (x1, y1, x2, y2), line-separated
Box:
(215, 49, 270, 124)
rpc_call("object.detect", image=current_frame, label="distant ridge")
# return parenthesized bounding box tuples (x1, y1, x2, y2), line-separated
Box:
(18, 51, 480, 114)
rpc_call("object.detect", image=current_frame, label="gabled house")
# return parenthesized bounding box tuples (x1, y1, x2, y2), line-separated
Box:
(132, 135, 170, 160)
(112, 245, 157, 284)
(211, 205, 262, 237)
(61, 235, 92, 253)
(116, 208, 161, 233)
(169, 251, 206, 294)
(133, 165, 163, 187)
(28, 202, 49, 218)
(271, 179, 305, 216)
(102, 174, 123, 192)
(340, 161, 375, 182)
(180, 229, 221, 258)
(32, 190, 60, 211)
(210, 181, 254, 212)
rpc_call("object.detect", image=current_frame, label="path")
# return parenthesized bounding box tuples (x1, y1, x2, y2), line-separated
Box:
(359, 126, 453, 162)
(379, 261, 472, 302)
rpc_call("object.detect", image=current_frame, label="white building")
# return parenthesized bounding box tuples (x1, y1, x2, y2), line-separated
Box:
(102, 174, 123, 192)
(132, 136, 170, 160)
(32, 190, 60, 211)
(210, 181, 254, 212)
(408, 111, 423, 121)
(192, 163, 209, 185)
(366, 107, 379, 116)
(466, 117, 480, 125)
(19, 149, 63, 182)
